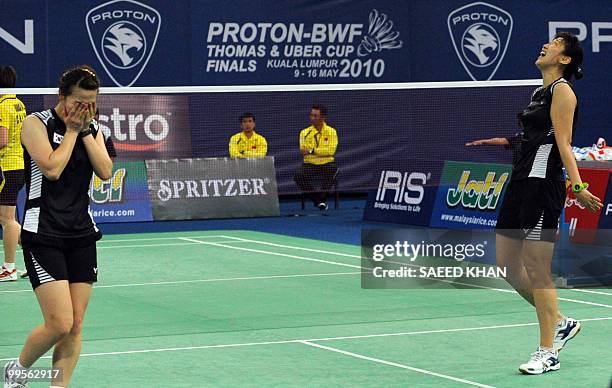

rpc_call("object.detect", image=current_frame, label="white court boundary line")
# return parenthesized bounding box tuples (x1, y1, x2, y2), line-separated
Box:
(1, 317, 609, 361)
(0, 79, 541, 95)
(2, 234, 608, 308)
(186, 236, 612, 309)
(300, 340, 494, 388)
(570, 288, 612, 296)
(179, 237, 362, 270)
(0, 271, 361, 294)
(97, 235, 229, 243)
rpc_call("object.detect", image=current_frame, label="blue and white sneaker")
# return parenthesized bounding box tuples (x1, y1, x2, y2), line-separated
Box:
(554, 317, 581, 352)
(519, 347, 560, 375)
(3, 360, 28, 387)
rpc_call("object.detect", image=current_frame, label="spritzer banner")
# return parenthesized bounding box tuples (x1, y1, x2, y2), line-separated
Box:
(89, 161, 153, 223)
(430, 161, 512, 230)
(146, 157, 280, 220)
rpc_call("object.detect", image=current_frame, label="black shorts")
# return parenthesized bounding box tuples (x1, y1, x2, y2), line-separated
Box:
(22, 235, 98, 290)
(496, 178, 566, 242)
(0, 169, 25, 206)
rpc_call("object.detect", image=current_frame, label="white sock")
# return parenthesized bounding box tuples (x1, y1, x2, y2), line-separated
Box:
(14, 359, 26, 369)
(3, 262, 15, 271)
(557, 316, 566, 326)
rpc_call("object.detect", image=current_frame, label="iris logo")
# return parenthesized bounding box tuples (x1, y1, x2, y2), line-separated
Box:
(86, 0, 161, 86)
(448, 2, 513, 80)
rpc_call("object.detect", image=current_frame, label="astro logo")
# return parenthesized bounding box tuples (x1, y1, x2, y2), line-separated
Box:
(86, 0, 161, 87)
(90, 168, 126, 204)
(447, 2, 513, 80)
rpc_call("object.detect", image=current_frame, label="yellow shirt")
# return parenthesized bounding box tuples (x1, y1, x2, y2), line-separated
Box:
(229, 131, 268, 158)
(299, 123, 338, 165)
(0, 94, 26, 171)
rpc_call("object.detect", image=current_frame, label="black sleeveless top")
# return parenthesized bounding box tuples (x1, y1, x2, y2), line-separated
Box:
(512, 77, 577, 181)
(22, 108, 102, 242)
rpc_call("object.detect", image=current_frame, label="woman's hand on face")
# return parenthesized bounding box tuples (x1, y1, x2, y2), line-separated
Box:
(65, 102, 94, 133)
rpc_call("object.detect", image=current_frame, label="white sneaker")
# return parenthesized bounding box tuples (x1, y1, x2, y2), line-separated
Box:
(0, 267, 17, 282)
(554, 317, 581, 352)
(3, 360, 28, 387)
(519, 347, 560, 375)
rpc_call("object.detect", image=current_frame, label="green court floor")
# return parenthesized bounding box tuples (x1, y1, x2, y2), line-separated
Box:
(1, 230, 610, 387)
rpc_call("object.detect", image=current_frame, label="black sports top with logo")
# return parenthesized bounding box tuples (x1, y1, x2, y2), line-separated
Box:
(512, 77, 577, 182)
(22, 108, 102, 241)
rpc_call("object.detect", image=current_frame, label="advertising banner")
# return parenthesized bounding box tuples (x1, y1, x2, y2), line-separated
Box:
(42, 94, 192, 160)
(430, 161, 512, 230)
(363, 159, 444, 225)
(146, 157, 280, 220)
(564, 168, 611, 243)
(89, 160, 153, 223)
(599, 173, 612, 230)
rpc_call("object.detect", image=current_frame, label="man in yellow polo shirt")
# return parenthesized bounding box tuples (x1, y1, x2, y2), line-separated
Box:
(294, 105, 339, 210)
(229, 112, 268, 158)
(0, 66, 27, 282)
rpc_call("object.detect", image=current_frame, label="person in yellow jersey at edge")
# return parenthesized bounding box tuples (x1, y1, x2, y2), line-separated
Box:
(0, 66, 27, 282)
(229, 112, 268, 158)
(294, 105, 339, 211)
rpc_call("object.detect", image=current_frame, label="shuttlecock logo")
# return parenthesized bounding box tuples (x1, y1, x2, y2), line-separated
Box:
(86, 0, 161, 87)
(448, 2, 512, 80)
(357, 9, 403, 57)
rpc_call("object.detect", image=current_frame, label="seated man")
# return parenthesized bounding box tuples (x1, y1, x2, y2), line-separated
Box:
(229, 112, 268, 158)
(294, 105, 339, 210)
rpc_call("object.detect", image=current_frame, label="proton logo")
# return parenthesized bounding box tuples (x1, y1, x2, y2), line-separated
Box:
(448, 2, 512, 80)
(462, 24, 499, 67)
(357, 9, 403, 57)
(86, 0, 161, 87)
(103, 22, 145, 69)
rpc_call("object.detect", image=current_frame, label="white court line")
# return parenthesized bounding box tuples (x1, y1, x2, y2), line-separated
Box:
(219, 235, 362, 258)
(178, 237, 362, 270)
(0, 241, 249, 257)
(569, 288, 612, 296)
(97, 241, 246, 250)
(209, 236, 612, 310)
(300, 340, 494, 388)
(98, 235, 228, 243)
(0, 272, 361, 294)
(1, 317, 609, 362)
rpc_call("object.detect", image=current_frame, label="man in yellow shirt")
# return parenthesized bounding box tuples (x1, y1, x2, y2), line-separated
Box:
(294, 105, 339, 210)
(229, 112, 268, 158)
(0, 66, 27, 282)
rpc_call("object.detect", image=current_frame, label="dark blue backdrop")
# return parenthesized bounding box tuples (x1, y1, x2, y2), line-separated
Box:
(2, 0, 610, 193)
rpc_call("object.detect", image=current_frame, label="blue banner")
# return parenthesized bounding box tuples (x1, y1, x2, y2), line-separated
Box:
(363, 159, 443, 225)
(599, 173, 612, 230)
(88, 161, 153, 223)
(430, 161, 512, 230)
(1, 1, 610, 157)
